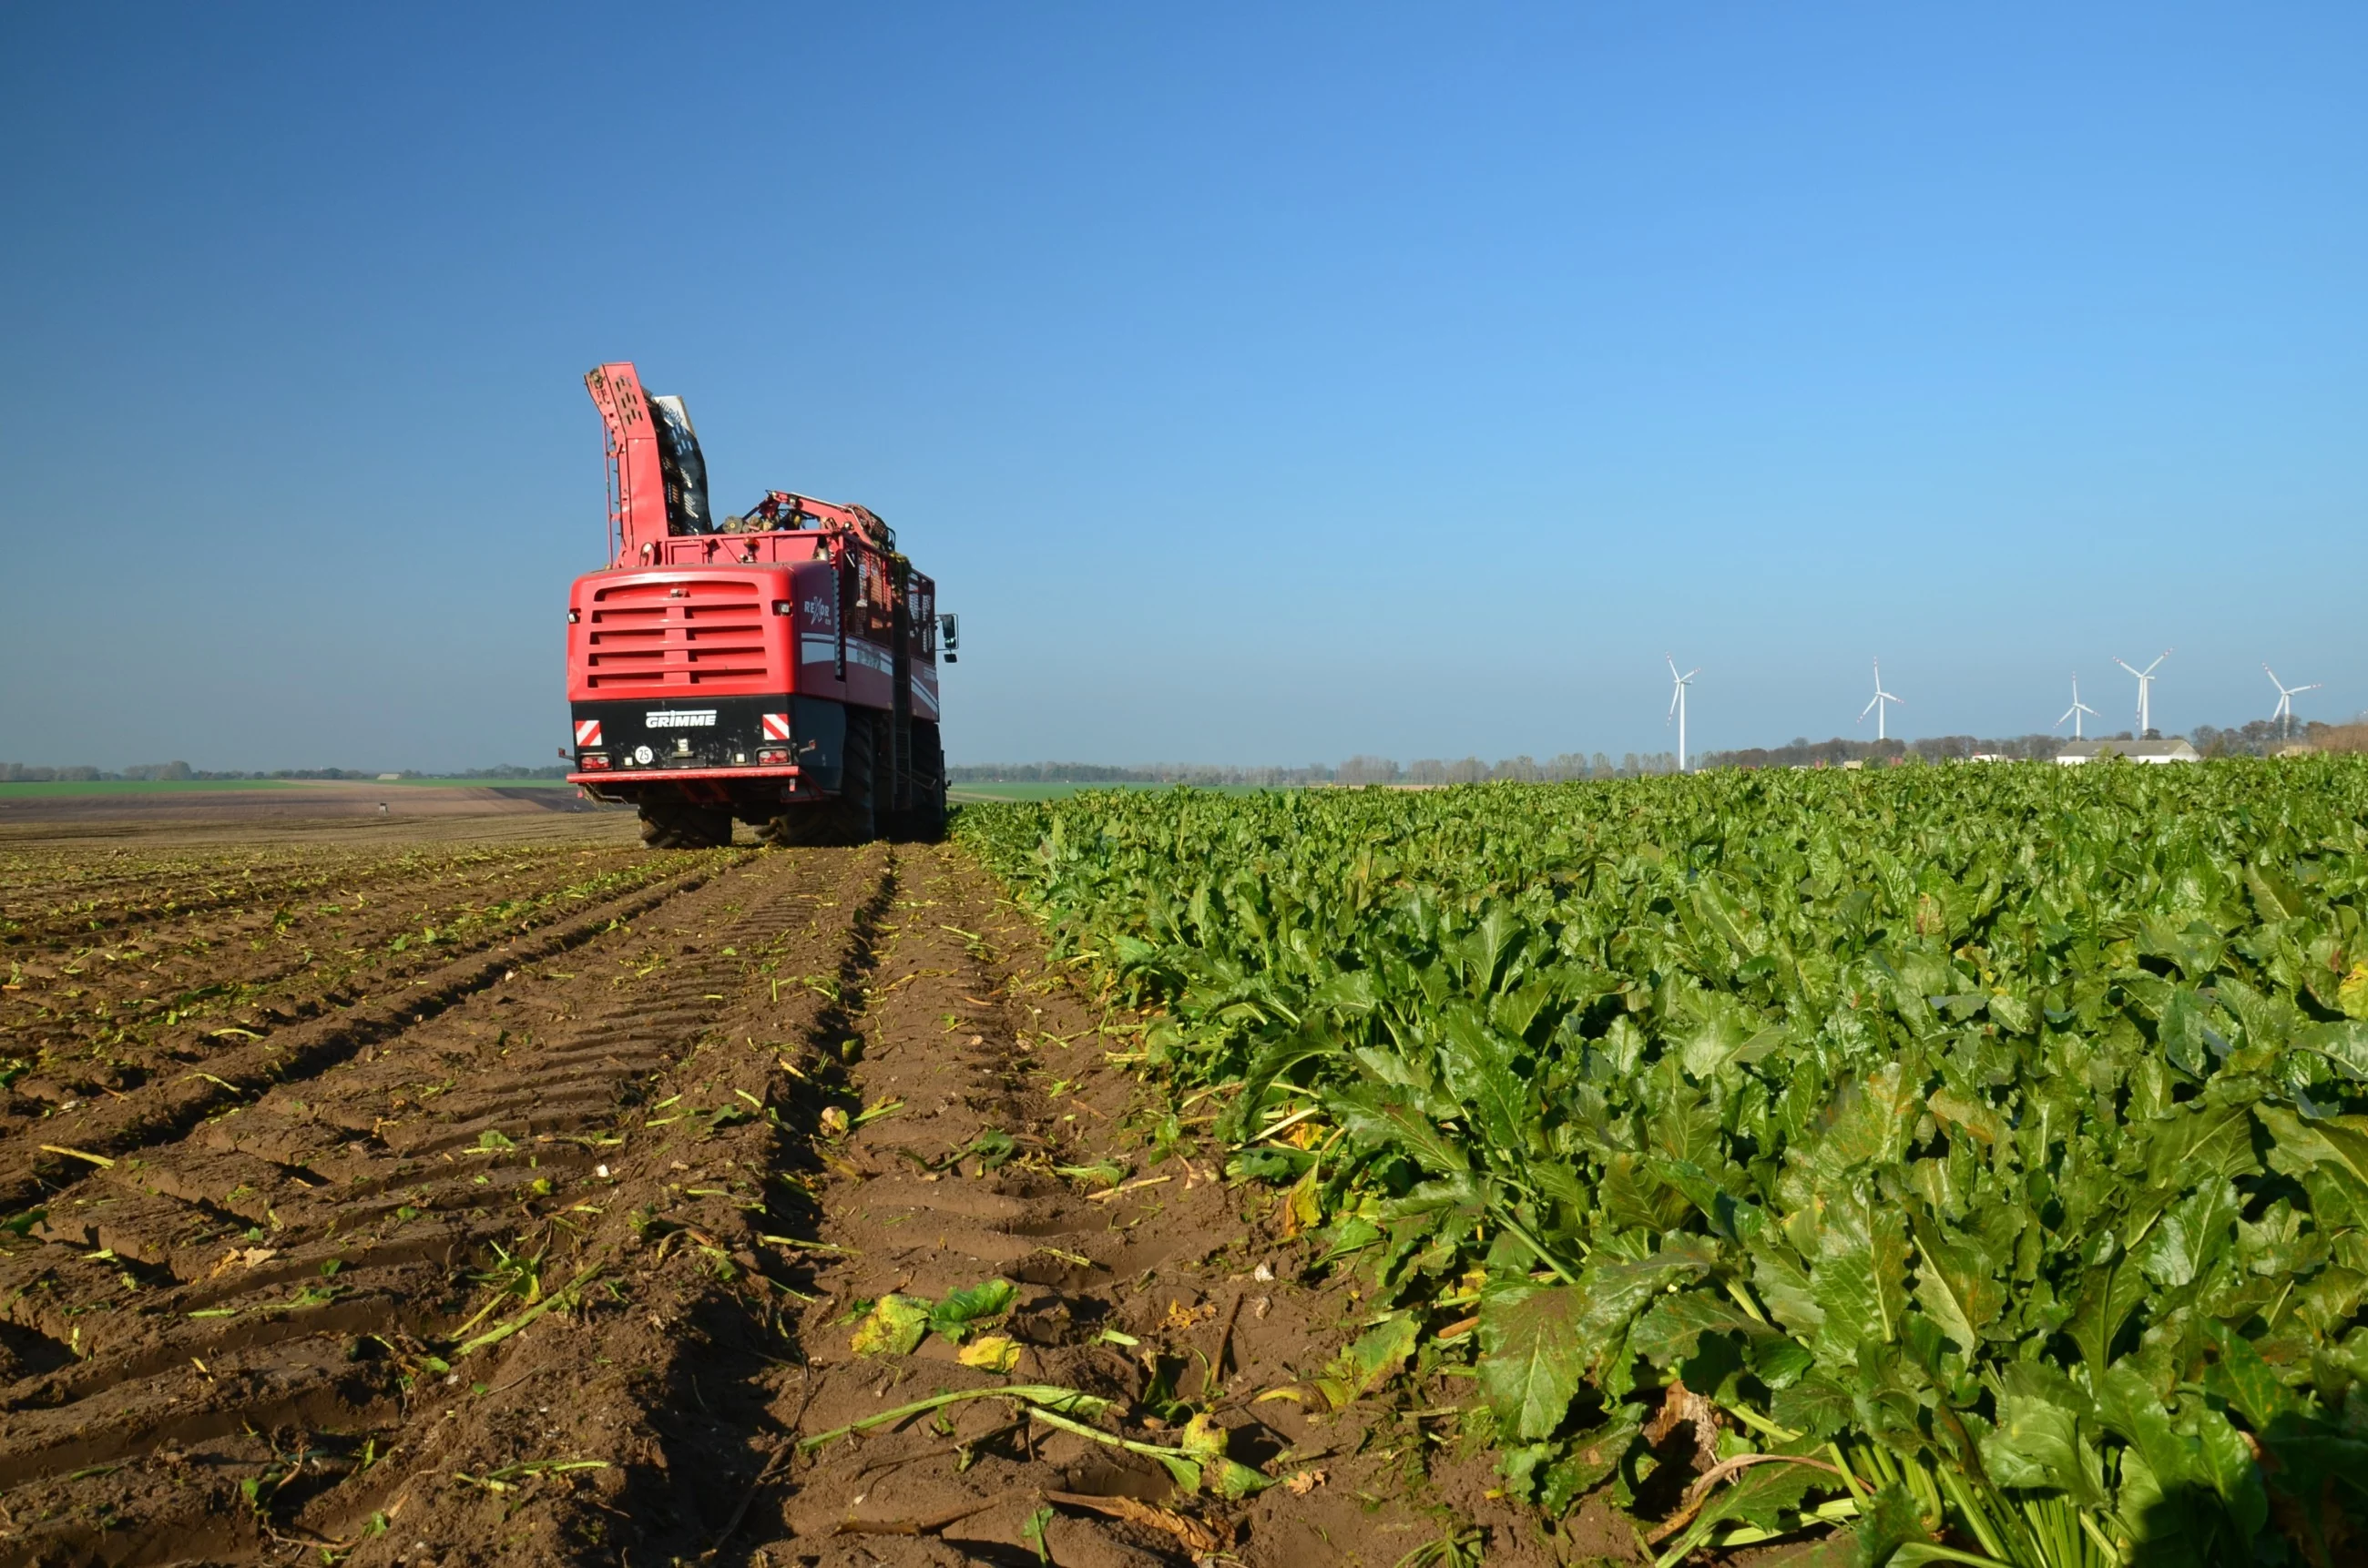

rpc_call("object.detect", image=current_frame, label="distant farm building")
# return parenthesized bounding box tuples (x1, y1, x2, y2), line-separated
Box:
(2055, 738, 2200, 765)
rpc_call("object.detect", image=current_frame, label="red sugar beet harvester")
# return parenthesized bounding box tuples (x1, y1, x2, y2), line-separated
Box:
(564, 361, 954, 848)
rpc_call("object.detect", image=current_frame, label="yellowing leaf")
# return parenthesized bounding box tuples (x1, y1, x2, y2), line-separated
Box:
(955, 1333, 1021, 1372)
(1279, 1166, 1322, 1237)
(2340, 962, 2368, 1023)
(1179, 1410, 1228, 1461)
(1315, 1314, 1419, 1410)
(849, 1294, 931, 1357)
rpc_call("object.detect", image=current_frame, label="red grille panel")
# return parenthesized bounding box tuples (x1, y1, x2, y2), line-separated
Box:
(586, 579, 772, 689)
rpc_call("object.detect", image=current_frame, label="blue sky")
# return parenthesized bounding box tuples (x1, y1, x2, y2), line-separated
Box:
(3, 4, 2361, 770)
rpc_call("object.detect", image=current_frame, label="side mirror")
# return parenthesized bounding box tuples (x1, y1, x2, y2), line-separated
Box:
(938, 613, 959, 663)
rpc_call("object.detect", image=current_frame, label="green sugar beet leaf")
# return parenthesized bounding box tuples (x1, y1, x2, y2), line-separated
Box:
(2064, 1260, 2151, 1382)
(2298, 1019, 2368, 1081)
(1908, 1211, 2006, 1356)
(1807, 1198, 1911, 1362)
(1673, 991, 1769, 1082)
(1330, 1081, 1472, 1177)
(1436, 1003, 1536, 1155)
(1476, 1283, 1587, 1441)
(1979, 1365, 2107, 1510)
(1480, 1244, 1715, 1439)
(2199, 1319, 2297, 1433)
(929, 1278, 1019, 1344)
(1804, 1064, 1919, 1179)
(2255, 1104, 2368, 1209)
(1538, 1413, 1642, 1516)
(2136, 1180, 2240, 1291)
(2245, 860, 2308, 921)
(1629, 1287, 1768, 1367)
(1674, 1460, 1829, 1559)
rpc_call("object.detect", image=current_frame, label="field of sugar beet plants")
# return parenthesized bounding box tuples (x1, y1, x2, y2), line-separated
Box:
(956, 759, 2368, 1567)
(6, 760, 2367, 1568)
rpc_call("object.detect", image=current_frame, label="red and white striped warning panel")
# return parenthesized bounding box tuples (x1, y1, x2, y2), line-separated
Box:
(760, 712, 792, 741)
(575, 718, 603, 748)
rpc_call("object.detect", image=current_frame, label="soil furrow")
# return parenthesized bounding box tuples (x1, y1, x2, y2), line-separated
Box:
(0, 859, 743, 1214)
(645, 844, 1598, 1568)
(0, 845, 880, 1565)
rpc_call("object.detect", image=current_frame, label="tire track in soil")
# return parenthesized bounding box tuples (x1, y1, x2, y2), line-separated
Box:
(0, 844, 893, 1568)
(3, 846, 694, 1114)
(0, 855, 745, 1217)
(742, 843, 1242, 1568)
(689, 847, 1600, 1568)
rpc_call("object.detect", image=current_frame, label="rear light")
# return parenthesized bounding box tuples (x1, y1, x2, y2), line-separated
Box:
(756, 747, 791, 765)
(579, 752, 610, 770)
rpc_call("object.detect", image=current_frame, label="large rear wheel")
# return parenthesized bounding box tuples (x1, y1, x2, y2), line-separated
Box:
(758, 708, 875, 847)
(893, 720, 946, 842)
(638, 798, 733, 849)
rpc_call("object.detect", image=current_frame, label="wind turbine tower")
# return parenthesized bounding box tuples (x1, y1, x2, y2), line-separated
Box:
(2113, 649, 2173, 737)
(1667, 657, 1700, 772)
(2265, 665, 2322, 741)
(2056, 676, 2098, 740)
(1858, 658, 1903, 742)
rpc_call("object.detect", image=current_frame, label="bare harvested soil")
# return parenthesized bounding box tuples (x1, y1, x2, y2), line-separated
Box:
(0, 784, 629, 851)
(3, 832, 1646, 1568)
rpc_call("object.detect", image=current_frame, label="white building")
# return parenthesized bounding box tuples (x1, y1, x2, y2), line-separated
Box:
(2055, 738, 2200, 765)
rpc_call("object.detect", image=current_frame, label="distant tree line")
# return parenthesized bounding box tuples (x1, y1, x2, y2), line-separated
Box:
(1332, 754, 1681, 782)
(951, 754, 1684, 786)
(2190, 718, 2368, 758)
(0, 762, 571, 783)
(949, 762, 1339, 787)
(442, 765, 574, 779)
(1695, 735, 2054, 769)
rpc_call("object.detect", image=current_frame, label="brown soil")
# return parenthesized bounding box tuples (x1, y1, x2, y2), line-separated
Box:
(0, 784, 633, 851)
(1, 824, 1758, 1567)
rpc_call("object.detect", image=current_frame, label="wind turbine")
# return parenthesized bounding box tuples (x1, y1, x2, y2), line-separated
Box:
(2056, 675, 2098, 740)
(2265, 664, 2322, 741)
(1667, 657, 1700, 772)
(2113, 649, 2173, 737)
(1858, 658, 1903, 742)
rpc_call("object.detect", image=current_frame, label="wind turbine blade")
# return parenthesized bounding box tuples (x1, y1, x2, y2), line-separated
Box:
(1684, 667, 1700, 682)
(2299, 682, 2323, 693)
(1859, 695, 1879, 722)
(1669, 687, 1680, 721)
(2115, 658, 2139, 677)
(2057, 706, 2076, 728)
(2264, 664, 2281, 689)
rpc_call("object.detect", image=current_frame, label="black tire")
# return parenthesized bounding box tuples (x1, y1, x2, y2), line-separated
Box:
(755, 806, 852, 847)
(638, 799, 733, 850)
(894, 721, 946, 842)
(759, 708, 875, 847)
